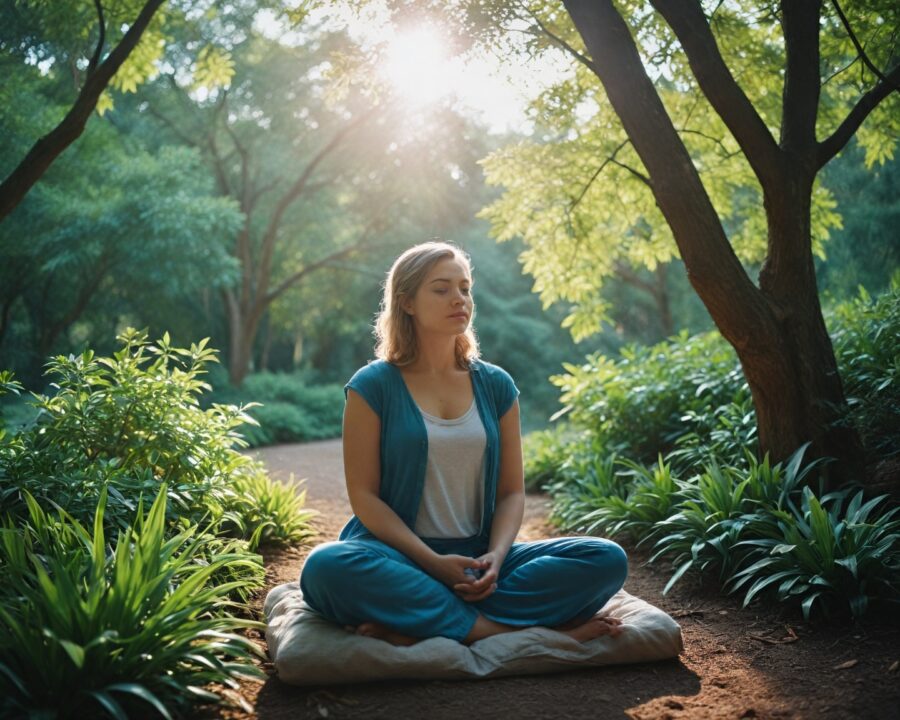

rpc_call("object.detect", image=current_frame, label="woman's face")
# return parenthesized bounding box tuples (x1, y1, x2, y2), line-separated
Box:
(403, 256, 474, 337)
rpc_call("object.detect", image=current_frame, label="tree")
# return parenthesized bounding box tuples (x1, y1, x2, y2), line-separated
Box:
(137, 23, 487, 384)
(0, 71, 241, 382)
(416, 0, 897, 485)
(0, 0, 277, 223)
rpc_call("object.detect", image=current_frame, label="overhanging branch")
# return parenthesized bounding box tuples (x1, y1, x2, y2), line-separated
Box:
(817, 63, 900, 169)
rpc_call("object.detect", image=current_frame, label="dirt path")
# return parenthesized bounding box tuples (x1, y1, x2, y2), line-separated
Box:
(206, 440, 900, 720)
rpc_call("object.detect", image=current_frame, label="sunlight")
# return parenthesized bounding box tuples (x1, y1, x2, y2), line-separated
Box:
(383, 26, 452, 105)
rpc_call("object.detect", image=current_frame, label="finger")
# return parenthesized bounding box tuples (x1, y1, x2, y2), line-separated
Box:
(457, 584, 497, 602)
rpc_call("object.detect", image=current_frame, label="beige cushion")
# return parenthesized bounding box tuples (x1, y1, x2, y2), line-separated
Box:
(264, 582, 683, 685)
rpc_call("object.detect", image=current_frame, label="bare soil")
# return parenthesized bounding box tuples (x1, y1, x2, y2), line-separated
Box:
(199, 439, 900, 720)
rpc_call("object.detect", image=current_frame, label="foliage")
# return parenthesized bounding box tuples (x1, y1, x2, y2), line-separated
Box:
(534, 285, 900, 619)
(551, 329, 748, 463)
(828, 277, 900, 460)
(221, 470, 318, 550)
(547, 442, 900, 619)
(0, 329, 314, 551)
(0, 68, 241, 382)
(732, 486, 900, 620)
(0, 485, 264, 719)
(209, 371, 345, 447)
(549, 454, 680, 542)
(461, 0, 900, 338)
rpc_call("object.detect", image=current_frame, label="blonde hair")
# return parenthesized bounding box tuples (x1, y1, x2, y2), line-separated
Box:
(375, 241, 480, 368)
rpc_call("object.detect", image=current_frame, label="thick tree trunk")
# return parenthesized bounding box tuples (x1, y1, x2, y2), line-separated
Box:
(749, 171, 866, 484)
(563, 0, 866, 487)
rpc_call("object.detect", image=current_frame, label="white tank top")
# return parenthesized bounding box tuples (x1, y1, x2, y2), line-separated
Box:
(413, 398, 486, 538)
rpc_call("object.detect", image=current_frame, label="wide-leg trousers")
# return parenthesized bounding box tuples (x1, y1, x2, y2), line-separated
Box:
(299, 535, 628, 643)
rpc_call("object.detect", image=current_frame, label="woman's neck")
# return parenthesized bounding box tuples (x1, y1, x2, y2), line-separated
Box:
(406, 337, 461, 374)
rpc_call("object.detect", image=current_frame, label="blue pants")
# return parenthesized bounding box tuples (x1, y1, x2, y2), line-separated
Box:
(299, 535, 628, 643)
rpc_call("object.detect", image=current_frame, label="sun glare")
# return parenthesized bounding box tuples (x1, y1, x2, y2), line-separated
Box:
(383, 26, 452, 105)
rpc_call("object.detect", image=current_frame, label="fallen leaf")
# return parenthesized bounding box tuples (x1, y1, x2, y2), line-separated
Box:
(834, 659, 858, 670)
(889, 660, 898, 673)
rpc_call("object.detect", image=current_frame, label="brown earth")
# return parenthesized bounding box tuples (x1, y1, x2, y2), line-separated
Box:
(199, 439, 900, 720)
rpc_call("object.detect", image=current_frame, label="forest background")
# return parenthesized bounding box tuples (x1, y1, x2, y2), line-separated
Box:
(1, 1, 899, 716)
(2, 0, 897, 440)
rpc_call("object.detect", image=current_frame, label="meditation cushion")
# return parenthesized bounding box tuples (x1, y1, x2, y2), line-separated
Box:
(264, 582, 683, 685)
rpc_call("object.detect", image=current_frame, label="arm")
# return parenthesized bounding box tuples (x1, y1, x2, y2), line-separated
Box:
(488, 399, 525, 565)
(342, 389, 442, 572)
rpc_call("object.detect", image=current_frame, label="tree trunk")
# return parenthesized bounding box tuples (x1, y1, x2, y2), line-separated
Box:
(562, 0, 865, 487)
(224, 289, 258, 386)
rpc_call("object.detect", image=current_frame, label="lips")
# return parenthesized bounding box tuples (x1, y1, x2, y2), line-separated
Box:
(449, 313, 468, 320)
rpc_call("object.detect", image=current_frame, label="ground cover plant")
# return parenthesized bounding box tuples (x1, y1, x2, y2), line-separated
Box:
(532, 284, 900, 620)
(0, 331, 317, 717)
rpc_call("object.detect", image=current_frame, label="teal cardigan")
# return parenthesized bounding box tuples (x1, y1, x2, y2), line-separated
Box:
(338, 358, 520, 554)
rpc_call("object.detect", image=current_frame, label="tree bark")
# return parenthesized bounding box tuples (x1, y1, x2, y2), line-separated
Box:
(562, 0, 866, 486)
(0, 0, 166, 222)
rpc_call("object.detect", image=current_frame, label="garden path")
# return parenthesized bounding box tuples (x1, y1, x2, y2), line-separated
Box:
(203, 439, 900, 720)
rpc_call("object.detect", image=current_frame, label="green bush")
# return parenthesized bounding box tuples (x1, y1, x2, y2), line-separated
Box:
(0, 486, 264, 719)
(0, 329, 314, 551)
(548, 443, 900, 619)
(550, 329, 747, 463)
(220, 469, 318, 550)
(731, 486, 900, 619)
(829, 279, 900, 460)
(208, 370, 344, 447)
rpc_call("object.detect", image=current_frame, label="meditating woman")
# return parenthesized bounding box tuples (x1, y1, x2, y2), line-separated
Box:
(300, 241, 628, 646)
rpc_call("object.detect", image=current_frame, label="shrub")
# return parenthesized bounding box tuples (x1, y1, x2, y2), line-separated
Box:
(0, 486, 264, 719)
(731, 487, 900, 620)
(522, 423, 584, 491)
(220, 468, 318, 550)
(208, 371, 344, 447)
(0, 330, 315, 550)
(829, 279, 900, 461)
(550, 329, 747, 463)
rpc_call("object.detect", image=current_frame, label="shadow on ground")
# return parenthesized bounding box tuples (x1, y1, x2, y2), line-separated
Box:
(254, 659, 701, 720)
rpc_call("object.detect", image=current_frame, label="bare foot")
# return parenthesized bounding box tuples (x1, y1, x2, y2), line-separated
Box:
(559, 614, 624, 643)
(346, 621, 421, 647)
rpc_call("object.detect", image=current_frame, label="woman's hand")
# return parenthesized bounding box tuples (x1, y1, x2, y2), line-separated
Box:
(453, 551, 501, 603)
(426, 553, 486, 592)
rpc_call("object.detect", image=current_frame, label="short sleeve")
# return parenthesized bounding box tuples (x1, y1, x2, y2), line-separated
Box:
(344, 363, 384, 417)
(492, 364, 520, 418)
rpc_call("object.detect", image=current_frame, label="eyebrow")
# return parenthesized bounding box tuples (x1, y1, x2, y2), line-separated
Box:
(429, 277, 471, 284)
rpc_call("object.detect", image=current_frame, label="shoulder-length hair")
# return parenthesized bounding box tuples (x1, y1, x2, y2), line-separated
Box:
(374, 241, 480, 368)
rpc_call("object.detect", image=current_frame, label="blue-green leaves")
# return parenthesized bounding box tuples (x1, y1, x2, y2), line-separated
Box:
(0, 486, 265, 719)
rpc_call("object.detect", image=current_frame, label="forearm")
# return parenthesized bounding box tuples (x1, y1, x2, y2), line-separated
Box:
(350, 492, 440, 572)
(488, 491, 525, 563)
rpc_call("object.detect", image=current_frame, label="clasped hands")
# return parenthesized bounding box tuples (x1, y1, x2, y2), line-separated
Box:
(427, 551, 501, 602)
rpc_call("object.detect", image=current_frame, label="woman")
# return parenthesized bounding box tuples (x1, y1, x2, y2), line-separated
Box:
(300, 241, 628, 646)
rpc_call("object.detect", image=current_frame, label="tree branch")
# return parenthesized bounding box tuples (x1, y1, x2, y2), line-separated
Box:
(254, 106, 379, 307)
(562, 0, 767, 351)
(0, 0, 166, 222)
(610, 159, 652, 188)
(830, 0, 897, 88)
(88, 0, 106, 75)
(569, 139, 630, 211)
(816, 63, 900, 168)
(649, 0, 782, 186)
(519, 4, 598, 74)
(780, 0, 821, 156)
(265, 233, 376, 305)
